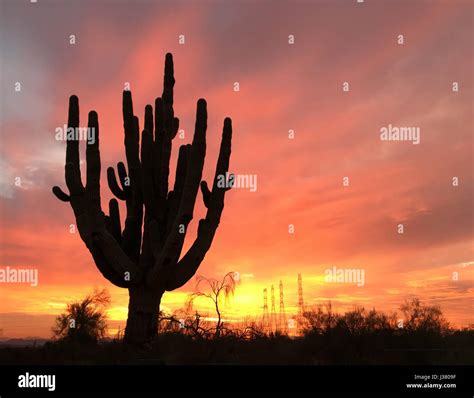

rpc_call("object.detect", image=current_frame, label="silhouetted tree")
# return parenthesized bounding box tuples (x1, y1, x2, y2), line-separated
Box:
(53, 53, 233, 345)
(302, 302, 338, 334)
(400, 297, 450, 333)
(53, 288, 110, 344)
(158, 310, 213, 338)
(303, 298, 450, 337)
(187, 272, 237, 337)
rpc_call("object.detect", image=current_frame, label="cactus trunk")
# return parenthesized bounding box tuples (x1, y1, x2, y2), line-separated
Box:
(124, 287, 163, 344)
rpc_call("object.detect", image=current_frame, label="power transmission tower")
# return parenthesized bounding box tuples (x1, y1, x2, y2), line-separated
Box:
(262, 288, 269, 333)
(279, 280, 287, 333)
(270, 284, 277, 333)
(297, 273, 305, 335)
(298, 273, 305, 315)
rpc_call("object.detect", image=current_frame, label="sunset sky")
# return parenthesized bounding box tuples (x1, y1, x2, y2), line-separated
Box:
(0, 0, 472, 338)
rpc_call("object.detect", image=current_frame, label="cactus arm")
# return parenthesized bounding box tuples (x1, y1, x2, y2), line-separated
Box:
(141, 129, 157, 219)
(53, 96, 141, 287)
(165, 144, 188, 235)
(200, 181, 211, 208)
(146, 100, 207, 287)
(108, 198, 122, 244)
(118, 93, 143, 262)
(153, 97, 164, 195)
(85, 111, 101, 213)
(107, 167, 128, 200)
(65, 95, 84, 196)
(52, 186, 70, 202)
(165, 118, 232, 291)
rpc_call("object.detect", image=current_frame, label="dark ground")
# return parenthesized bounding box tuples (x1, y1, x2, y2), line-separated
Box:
(0, 329, 472, 365)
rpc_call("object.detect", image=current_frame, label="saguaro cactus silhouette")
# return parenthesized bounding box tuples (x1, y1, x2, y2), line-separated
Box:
(52, 53, 233, 344)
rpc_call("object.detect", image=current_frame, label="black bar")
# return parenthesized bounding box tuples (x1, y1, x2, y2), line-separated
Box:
(0, 365, 472, 395)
